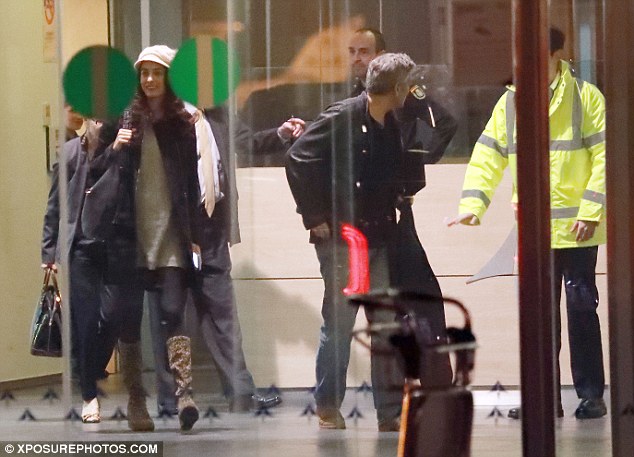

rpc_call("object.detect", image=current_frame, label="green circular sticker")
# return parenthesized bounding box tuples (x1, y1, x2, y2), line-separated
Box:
(169, 36, 241, 108)
(63, 45, 136, 119)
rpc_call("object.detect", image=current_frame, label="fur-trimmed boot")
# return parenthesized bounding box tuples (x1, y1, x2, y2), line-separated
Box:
(166, 336, 199, 431)
(119, 341, 155, 432)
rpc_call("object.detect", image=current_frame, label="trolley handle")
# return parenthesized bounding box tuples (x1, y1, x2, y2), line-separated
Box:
(349, 289, 477, 386)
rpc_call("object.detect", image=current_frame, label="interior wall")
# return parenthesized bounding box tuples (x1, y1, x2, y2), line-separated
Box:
(0, 0, 108, 383)
(0, 1, 63, 382)
(61, 0, 110, 64)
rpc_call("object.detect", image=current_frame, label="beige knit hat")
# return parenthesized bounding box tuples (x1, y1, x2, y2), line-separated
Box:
(134, 45, 176, 70)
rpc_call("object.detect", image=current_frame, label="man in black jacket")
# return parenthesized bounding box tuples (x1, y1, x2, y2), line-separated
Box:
(151, 106, 304, 414)
(286, 53, 443, 432)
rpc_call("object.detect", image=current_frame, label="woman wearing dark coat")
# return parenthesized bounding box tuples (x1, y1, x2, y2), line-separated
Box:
(41, 118, 152, 430)
(112, 45, 202, 432)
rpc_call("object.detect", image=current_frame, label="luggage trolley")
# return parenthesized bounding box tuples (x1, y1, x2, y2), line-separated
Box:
(349, 289, 477, 457)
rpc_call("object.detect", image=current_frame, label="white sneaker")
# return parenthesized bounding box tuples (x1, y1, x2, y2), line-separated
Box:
(82, 398, 100, 423)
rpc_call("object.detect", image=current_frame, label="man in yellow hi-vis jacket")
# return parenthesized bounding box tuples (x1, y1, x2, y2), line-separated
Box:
(448, 28, 607, 420)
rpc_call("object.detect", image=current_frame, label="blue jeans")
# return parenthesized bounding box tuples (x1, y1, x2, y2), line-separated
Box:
(313, 240, 403, 422)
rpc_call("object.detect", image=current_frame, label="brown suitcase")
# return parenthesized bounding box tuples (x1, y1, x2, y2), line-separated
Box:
(399, 385, 473, 457)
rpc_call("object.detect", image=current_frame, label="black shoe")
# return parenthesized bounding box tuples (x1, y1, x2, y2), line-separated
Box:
(574, 398, 607, 419)
(508, 405, 564, 419)
(252, 394, 282, 410)
(230, 394, 282, 412)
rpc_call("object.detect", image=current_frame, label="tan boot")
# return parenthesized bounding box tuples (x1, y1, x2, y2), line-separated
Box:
(166, 336, 199, 431)
(119, 341, 154, 432)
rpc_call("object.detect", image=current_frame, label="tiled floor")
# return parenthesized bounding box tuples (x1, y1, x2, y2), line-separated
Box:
(0, 372, 611, 457)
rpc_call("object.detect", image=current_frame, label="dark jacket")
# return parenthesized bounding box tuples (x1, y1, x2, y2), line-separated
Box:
(41, 135, 135, 281)
(351, 80, 457, 192)
(42, 137, 91, 265)
(200, 106, 285, 250)
(286, 92, 409, 245)
(102, 116, 201, 269)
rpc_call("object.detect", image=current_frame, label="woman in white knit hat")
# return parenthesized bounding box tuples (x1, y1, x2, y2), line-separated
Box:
(112, 45, 201, 432)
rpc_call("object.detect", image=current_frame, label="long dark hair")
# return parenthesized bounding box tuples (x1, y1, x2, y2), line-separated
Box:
(126, 70, 193, 138)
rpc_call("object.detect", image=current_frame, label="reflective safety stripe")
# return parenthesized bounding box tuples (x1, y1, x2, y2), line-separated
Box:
(550, 138, 584, 150)
(583, 131, 605, 148)
(583, 189, 606, 205)
(462, 189, 491, 207)
(477, 134, 508, 157)
(505, 79, 589, 154)
(506, 91, 516, 155)
(551, 207, 579, 219)
(571, 80, 584, 147)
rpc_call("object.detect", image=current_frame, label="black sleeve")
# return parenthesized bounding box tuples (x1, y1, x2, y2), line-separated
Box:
(41, 139, 83, 263)
(234, 114, 287, 155)
(89, 143, 117, 174)
(41, 163, 60, 264)
(285, 106, 340, 230)
(420, 96, 458, 164)
(400, 92, 458, 164)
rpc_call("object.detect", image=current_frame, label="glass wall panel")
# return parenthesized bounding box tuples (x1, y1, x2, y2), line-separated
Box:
(38, 0, 612, 453)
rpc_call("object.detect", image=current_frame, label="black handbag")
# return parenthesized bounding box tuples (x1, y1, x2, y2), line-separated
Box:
(30, 268, 62, 357)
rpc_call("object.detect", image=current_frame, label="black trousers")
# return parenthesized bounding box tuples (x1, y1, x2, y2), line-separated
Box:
(553, 246, 605, 400)
(150, 227, 256, 410)
(146, 267, 190, 409)
(144, 267, 189, 338)
(69, 242, 144, 401)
